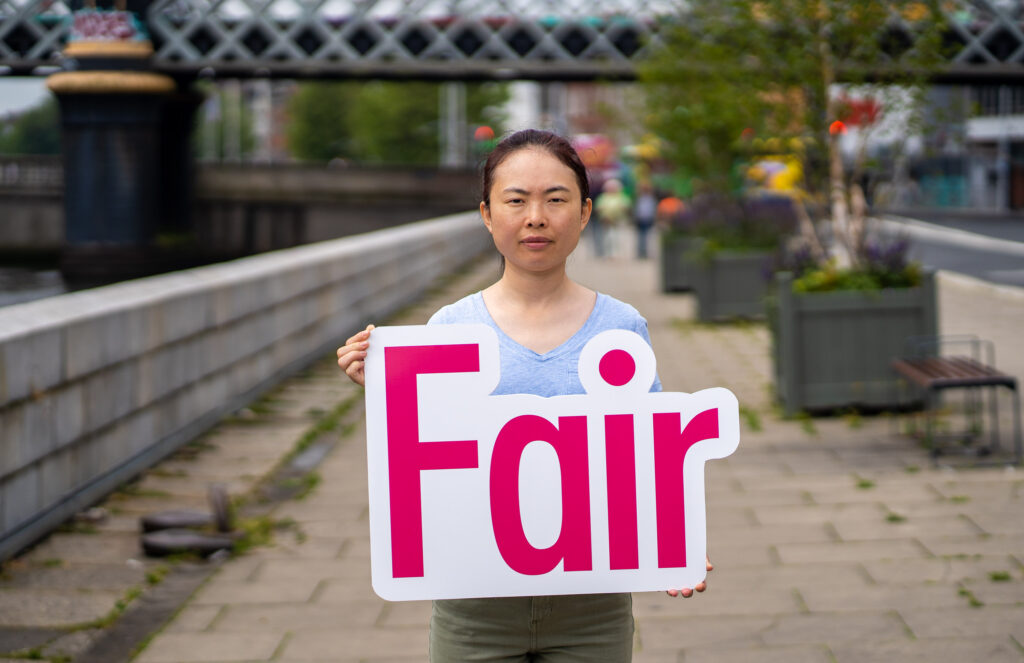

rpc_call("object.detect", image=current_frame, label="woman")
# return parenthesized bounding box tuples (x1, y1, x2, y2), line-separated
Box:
(337, 129, 709, 662)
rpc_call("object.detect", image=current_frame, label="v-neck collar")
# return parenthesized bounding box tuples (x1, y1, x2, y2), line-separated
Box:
(472, 291, 603, 361)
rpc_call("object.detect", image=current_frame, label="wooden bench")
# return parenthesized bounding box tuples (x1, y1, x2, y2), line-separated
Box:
(892, 351, 1022, 464)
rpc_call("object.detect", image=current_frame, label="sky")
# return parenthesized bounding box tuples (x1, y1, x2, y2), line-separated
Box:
(0, 78, 53, 116)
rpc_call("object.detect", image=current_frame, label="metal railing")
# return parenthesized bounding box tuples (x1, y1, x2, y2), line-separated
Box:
(0, 155, 62, 189)
(2, 0, 1024, 80)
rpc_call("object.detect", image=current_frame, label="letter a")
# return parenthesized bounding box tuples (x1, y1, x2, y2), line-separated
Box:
(385, 345, 480, 578)
(490, 415, 591, 575)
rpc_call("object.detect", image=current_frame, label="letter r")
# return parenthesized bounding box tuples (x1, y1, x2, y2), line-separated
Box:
(384, 344, 480, 578)
(653, 409, 719, 569)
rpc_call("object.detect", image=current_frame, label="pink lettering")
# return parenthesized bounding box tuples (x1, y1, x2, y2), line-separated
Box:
(490, 415, 592, 575)
(605, 414, 639, 570)
(653, 409, 719, 568)
(384, 344, 480, 578)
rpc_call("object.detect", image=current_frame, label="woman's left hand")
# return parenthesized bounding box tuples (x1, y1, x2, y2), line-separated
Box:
(666, 557, 712, 598)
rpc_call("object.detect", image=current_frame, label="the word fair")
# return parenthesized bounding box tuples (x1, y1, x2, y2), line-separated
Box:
(364, 325, 740, 601)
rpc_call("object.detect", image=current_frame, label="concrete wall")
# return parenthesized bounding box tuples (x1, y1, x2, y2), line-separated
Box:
(0, 196, 63, 249)
(0, 158, 479, 251)
(195, 163, 481, 251)
(0, 212, 492, 561)
(0, 156, 63, 250)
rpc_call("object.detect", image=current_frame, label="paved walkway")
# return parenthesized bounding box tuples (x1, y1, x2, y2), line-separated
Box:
(2, 241, 1022, 662)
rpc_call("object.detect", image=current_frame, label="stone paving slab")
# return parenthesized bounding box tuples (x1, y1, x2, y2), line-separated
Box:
(898, 606, 1024, 640)
(681, 643, 834, 663)
(831, 513, 985, 540)
(212, 601, 383, 632)
(133, 475, 249, 501)
(919, 533, 1024, 557)
(244, 536, 346, 561)
(798, 582, 968, 613)
(705, 487, 810, 508)
(761, 611, 911, 646)
(0, 627, 65, 652)
(697, 561, 871, 590)
(161, 605, 222, 634)
(970, 581, 1024, 606)
(100, 493, 212, 515)
(378, 601, 433, 627)
(862, 555, 1022, 584)
(19, 532, 143, 565)
(774, 539, 931, 565)
(830, 637, 1024, 663)
(635, 614, 771, 651)
(253, 558, 370, 581)
(312, 578, 380, 605)
(0, 562, 146, 590)
(805, 483, 945, 506)
(143, 455, 278, 480)
(633, 584, 804, 617)
(752, 502, 887, 526)
(698, 542, 778, 569)
(276, 626, 430, 660)
(133, 631, 284, 663)
(190, 577, 322, 606)
(700, 506, 755, 529)
(42, 628, 104, 660)
(708, 522, 835, 547)
(280, 518, 366, 540)
(0, 589, 122, 627)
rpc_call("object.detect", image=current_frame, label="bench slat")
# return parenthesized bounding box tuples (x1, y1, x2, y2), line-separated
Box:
(892, 356, 1017, 390)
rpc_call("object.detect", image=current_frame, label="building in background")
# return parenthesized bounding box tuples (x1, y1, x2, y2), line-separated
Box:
(964, 84, 1024, 211)
(865, 84, 1024, 212)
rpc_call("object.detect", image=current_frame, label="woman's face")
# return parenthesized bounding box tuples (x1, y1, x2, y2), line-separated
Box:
(481, 147, 592, 276)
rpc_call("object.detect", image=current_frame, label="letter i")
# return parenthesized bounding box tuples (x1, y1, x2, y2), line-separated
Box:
(605, 414, 639, 570)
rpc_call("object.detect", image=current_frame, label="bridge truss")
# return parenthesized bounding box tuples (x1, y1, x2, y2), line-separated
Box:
(2, 0, 1024, 81)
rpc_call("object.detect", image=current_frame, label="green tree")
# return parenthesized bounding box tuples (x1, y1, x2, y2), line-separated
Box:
(466, 82, 508, 133)
(0, 96, 61, 155)
(285, 81, 352, 163)
(641, 0, 944, 262)
(286, 81, 508, 165)
(347, 81, 441, 164)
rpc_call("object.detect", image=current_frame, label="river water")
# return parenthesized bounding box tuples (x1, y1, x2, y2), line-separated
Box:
(0, 267, 68, 308)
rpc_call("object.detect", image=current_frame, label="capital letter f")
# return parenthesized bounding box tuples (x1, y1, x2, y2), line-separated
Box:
(384, 344, 480, 578)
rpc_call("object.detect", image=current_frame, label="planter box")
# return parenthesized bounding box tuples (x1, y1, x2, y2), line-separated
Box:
(771, 271, 938, 415)
(659, 233, 698, 292)
(692, 249, 773, 322)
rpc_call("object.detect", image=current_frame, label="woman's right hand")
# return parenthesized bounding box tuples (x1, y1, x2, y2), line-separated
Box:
(337, 324, 375, 387)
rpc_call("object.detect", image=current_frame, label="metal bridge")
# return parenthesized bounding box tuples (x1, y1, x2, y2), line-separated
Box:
(2, 0, 1024, 81)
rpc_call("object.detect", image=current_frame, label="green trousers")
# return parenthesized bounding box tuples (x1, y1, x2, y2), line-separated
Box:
(430, 593, 634, 662)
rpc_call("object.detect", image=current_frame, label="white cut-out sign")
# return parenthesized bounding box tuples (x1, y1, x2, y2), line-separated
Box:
(364, 324, 740, 601)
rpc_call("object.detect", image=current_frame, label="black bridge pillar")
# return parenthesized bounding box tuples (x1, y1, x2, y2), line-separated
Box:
(46, 2, 201, 284)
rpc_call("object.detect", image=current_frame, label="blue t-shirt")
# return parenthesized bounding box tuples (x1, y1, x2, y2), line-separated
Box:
(427, 291, 662, 397)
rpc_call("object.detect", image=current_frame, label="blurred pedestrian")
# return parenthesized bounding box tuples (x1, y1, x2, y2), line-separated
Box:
(634, 181, 657, 259)
(595, 178, 631, 258)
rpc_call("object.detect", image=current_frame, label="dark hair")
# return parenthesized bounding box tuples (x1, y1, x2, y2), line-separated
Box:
(481, 129, 590, 208)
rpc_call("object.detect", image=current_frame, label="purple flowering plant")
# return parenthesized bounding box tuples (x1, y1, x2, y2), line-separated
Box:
(788, 233, 922, 293)
(666, 192, 799, 260)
